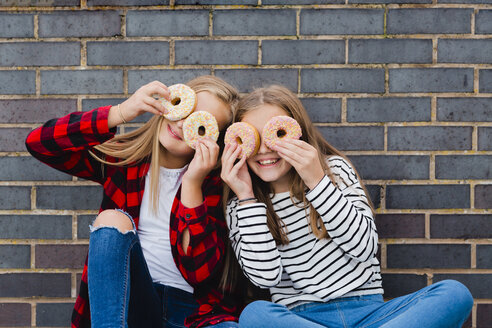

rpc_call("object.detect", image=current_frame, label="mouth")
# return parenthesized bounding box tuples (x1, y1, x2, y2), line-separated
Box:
(257, 158, 280, 167)
(167, 124, 182, 140)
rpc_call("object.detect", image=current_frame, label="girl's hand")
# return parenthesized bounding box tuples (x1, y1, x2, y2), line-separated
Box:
(183, 137, 220, 186)
(221, 143, 254, 200)
(274, 139, 325, 190)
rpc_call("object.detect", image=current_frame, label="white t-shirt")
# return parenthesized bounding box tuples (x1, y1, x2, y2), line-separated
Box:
(138, 165, 193, 294)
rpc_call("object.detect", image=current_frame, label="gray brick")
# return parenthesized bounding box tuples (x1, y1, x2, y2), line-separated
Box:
(387, 9, 472, 34)
(437, 98, 492, 122)
(480, 69, 492, 93)
(215, 69, 298, 93)
(0, 14, 33, 38)
(0, 0, 80, 5)
(177, 0, 256, 3)
(0, 157, 71, 181)
(82, 98, 155, 124)
(214, 10, 296, 36)
(478, 127, 492, 150)
(36, 245, 87, 269)
(433, 274, 490, 298)
(0, 245, 30, 269)
(349, 39, 432, 64)
(0, 99, 76, 124)
(88, 0, 164, 4)
(78, 215, 94, 239)
(128, 69, 210, 93)
(386, 185, 470, 209)
(350, 0, 430, 3)
(476, 10, 492, 34)
(382, 274, 427, 298)
(300, 98, 341, 123)
(0, 215, 72, 239)
(0, 71, 35, 95)
(37, 186, 102, 210)
(431, 214, 492, 239)
(301, 9, 384, 35)
(39, 11, 121, 38)
(388, 127, 472, 151)
(477, 304, 492, 328)
(0, 187, 30, 210)
(350, 155, 429, 180)
(366, 185, 381, 209)
(376, 214, 425, 238)
(87, 41, 169, 66)
(36, 303, 74, 327)
(301, 69, 385, 93)
(477, 245, 492, 269)
(41, 70, 123, 95)
(318, 126, 384, 150)
(0, 42, 80, 67)
(387, 244, 470, 269)
(436, 156, 492, 180)
(262, 40, 344, 65)
(175, 41, 257, 65)
(441, 0, 492, 3)
(438, 39, 492, 63)
(475, 185, 492, 209)
(0, 303, 31, 327)
(347, 98, 431, 122)
(389, 68, 473, 93)
(0, 273, 70, 297)
(127, 10, 208, 36)
(0, 128, 34, 151)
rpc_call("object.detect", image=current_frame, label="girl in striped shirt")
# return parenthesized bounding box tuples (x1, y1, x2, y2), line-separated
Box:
(220, 85, 472, 328)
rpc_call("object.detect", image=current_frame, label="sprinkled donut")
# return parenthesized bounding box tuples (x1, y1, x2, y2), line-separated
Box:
(224, 122, 260, 158)
(161, 84, 197, 121)
(262, 116, 302, 149)
(183, 111, 219, 149)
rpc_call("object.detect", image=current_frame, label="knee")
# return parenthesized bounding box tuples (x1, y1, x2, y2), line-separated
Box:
(92, 209, 134, 234)
(239, 301, 279, 327)
(435, 280, 473, 311)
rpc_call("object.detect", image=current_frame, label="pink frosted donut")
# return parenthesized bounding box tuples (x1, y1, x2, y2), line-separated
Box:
(161, 84, 197, 121)
(224, 122, 260, 158)
(183, 111, 219, 149)
(262, 116, 302, 149)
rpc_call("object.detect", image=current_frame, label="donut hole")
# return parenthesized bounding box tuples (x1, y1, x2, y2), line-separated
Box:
(171, 97, 181, 106)
(235, 137, 243, 145)
(198, 126, 206, 136)
(277, 129, 287, 138)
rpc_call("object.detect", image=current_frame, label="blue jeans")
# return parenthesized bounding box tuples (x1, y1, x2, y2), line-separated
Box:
(239, 280, 473, 328)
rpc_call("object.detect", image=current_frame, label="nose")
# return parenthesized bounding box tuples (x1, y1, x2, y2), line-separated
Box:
(176, 118, 185, 128)
(257, 136, 271, 154)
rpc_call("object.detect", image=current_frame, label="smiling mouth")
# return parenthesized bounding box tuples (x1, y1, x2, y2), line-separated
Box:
(257, 159, 280, 166)
(167, 125, 182, 140)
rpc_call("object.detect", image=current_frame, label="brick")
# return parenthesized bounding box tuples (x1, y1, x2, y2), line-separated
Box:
(177, 0, 256, 3)
(388, 127, 472, 151)
(214, 10, 296, 36)
(478, 127, 492, 150)
(386, 185, 470, 209)
(0, 303, 31, 327)
(0, 273, 70, 297)
(480, 70, 492, 93)
(477, 245, 492, 269)
(430, 214, 492, 239)
(4, 0, 81, 5)
(350, 0, 430, 3)
(39, 11, 121, 37)
(0, 42, 80, 67)
(376, 214, 425, 238)
(477, 304, 492, 327)
(175, 41, 257, 65)
(36, 303, 74, 327)
(0, 13, 33, 38)
(87, 41, 169, 66)
(475, 185, 492, 209)
(0, 99, 76, 124)
(300, 98, 341, 123)
(82, 98, 154, 124)
(387, 9, 472, 34)
(127, 10, 208, 36)
(128, 69, 210, 93)
(87, 0, 164, 5)
(36, 245, 87, 269)
(366, 185, 381, 209)
(433, 274, 490, 298)
(215, 69, 298, 93)
(301, 9, 384, 35)
(263, 0, 343, 3)
(78, 215, 94, 239)
(0, 215, 72, 239)
(347, 98, 431, 122)
(0, 128, 34, 152)
(387, 244, 470, 269)
(437, 98, 492, 122)
(476, 10, 492, 34)
(318, 126, 384, 151)
(349, 39, 432, 64)
(36, 186, 102, 210)
(390, 68, 473, 93)
(382, 274, 427, 298)
(41, 70, 123, 95)
(436, 155, 492, 179)
(0, 245, 30, 269)
(350, 155, 429, 180)
(262, 40, 345, 65)
(441, 0, 492, 3)
(0, 186, 31, 210)
(0, 71, 35, 95)
(301, 69, 385, 93)
(438, 40, 492, 63)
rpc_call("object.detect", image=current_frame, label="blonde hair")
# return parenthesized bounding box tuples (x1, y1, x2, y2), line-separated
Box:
(91, 75, 239, 213)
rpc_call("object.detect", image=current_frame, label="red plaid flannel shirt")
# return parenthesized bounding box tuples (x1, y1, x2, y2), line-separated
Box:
(25, 107, 242, 328)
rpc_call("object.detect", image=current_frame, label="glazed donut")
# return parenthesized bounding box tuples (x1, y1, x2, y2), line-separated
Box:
(262, 116, 302, 149)
(183, 111, 219, 149)
(224, 122, 260, 158)
(161, 84, 197, 121)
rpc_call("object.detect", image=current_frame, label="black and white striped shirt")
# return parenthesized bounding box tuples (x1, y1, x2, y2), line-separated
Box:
(226, 156, 383, 308)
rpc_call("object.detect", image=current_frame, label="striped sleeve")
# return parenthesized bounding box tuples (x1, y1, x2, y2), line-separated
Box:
(306, 157, 378, 262)
(226, 199, 282, 288)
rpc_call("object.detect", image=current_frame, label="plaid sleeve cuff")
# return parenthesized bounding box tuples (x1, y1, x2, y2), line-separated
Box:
(178, 202, 208, 224)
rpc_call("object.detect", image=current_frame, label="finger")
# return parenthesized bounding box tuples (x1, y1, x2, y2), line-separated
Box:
(147, 82, 170, 101)
(139, 103, 163, 117)
(223, 145, 241, 174)
(221, 143, 237, 171)
(276, 146, 304, 168)
(143, 97, 166, 115)
(230, 152, 247, 177)
(199, 142, 210, 164)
